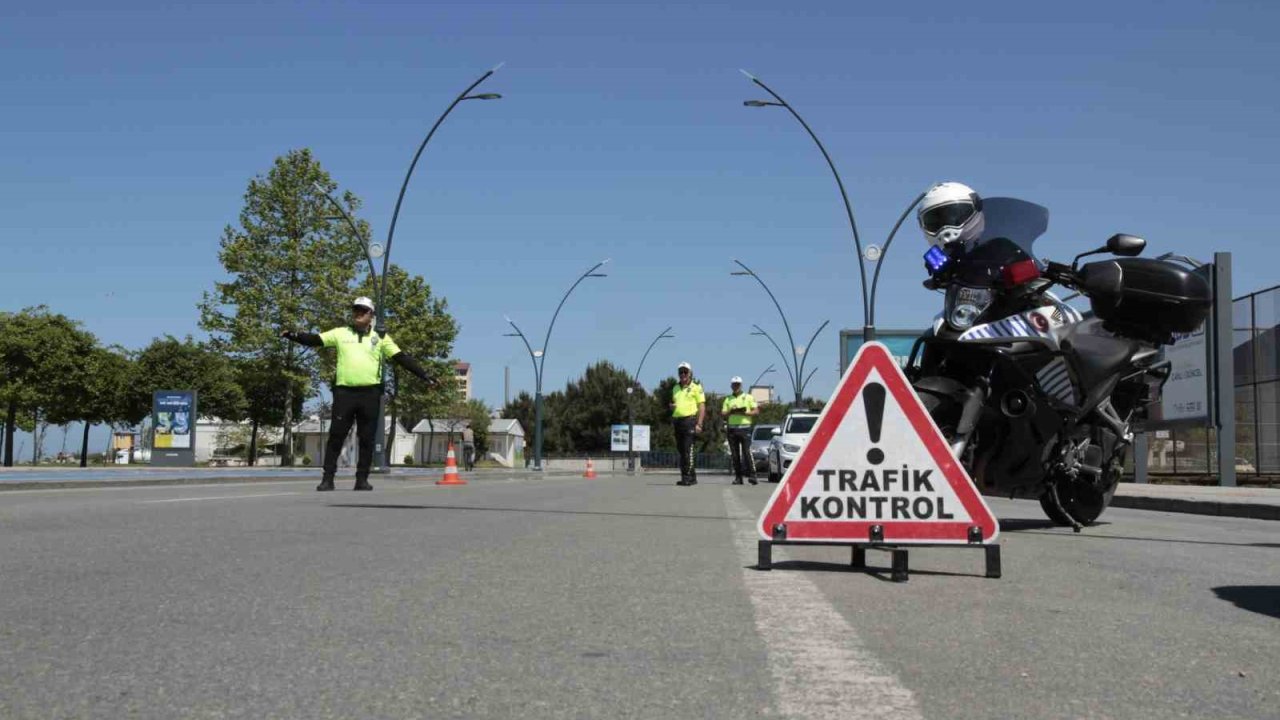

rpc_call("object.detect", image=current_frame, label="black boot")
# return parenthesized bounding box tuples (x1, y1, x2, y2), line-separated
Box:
(353, 479, 373, 491)
(316, 478, 335, 492)
(748, 476, 758, 485)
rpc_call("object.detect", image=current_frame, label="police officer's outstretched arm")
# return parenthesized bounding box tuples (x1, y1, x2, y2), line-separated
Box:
(281, 329, 323, 347)
(389, 350, 438, 386)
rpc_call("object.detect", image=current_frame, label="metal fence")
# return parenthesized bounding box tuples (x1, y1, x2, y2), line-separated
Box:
(1141, 285, 1279, 476)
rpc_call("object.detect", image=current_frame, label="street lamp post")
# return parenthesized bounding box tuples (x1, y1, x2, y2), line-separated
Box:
(504, 260, 609, 471)
(368, 65, 503, 471)
(627, 326, 674, 474)
(740, 70, 875, 342)
(751, 364, 776, 396)
(749, 325, 824, 404)
(731, 259, 828, 406)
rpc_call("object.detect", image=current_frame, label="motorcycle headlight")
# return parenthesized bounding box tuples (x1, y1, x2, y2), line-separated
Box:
(946, 286, 994, 330)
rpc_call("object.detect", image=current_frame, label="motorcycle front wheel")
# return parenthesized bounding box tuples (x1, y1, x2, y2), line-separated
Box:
(1040, 459, 1121, 526)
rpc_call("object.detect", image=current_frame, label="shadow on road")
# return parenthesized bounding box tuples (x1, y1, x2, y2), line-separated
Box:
(755, 559, 987, 581)
(1212, 586, 1280, 619)
(328, 503, 731, 522)
(1016, 530, 1280, 549)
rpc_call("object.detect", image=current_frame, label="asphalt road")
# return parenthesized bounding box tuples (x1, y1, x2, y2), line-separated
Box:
(1, 471, 1275, 719)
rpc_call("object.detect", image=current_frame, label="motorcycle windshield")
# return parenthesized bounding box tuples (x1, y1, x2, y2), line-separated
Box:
(951, 197, 1049, 288)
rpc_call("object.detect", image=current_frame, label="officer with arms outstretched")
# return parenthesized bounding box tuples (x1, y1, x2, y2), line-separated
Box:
(282, 296, 436, 491)
(722, 376, 759, 485)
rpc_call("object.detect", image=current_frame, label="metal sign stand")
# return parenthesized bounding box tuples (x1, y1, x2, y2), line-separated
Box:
(757, 525, 1001, 582)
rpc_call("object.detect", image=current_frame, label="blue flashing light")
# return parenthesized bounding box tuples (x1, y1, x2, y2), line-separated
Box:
(924, 245, 950, 274)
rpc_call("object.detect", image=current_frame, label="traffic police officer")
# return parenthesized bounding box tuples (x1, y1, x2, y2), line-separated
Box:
(670, 361, 705, 486)
(722, 376, 759, 485)
(282, 296, 435, 491)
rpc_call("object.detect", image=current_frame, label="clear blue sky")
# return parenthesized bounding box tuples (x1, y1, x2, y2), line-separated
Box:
(3, 1, 1277, 456)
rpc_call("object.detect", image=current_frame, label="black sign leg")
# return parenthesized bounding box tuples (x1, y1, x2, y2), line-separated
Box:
(851, 546, 866, 570)
(758, 540, 772, 571)
(985, 545, 1002, 579)
(891, 549, 909, 582)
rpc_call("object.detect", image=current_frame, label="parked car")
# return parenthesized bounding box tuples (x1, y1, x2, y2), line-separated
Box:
(750, 424, 779, 472)
(766, 411, 820, 482)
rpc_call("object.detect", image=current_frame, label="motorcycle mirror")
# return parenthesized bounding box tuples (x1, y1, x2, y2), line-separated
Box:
(1106, 233, 1146, 257)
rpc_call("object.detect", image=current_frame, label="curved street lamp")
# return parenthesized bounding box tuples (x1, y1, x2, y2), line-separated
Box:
(626, 326, 674, 473)
(504, 259, 609, 471)
(732, 259, 828, 406)
(751, 364, 776, 391)
(364, 64, 503, 470)
(314, 186, 381, 289)
(741, 69, 875, 342)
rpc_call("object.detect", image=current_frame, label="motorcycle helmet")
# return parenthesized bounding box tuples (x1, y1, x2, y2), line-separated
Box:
(919, 181, 985, 247)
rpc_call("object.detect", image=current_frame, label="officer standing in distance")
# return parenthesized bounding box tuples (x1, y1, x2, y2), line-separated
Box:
(670, 361, 706, 486)
(282, 296, 436, 491)
(722, 376, 759, 485)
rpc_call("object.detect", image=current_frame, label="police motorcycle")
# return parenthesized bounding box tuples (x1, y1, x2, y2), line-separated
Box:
(904, 183, 1212, 529)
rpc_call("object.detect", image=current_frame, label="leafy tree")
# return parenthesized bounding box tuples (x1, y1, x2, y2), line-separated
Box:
(71, 347, 133, 467)
(461, 398, 493, 456)
(199, 148, 365, 465)
(0, 307, 96, 467)
(548, 361, 633, 453)
(234, 355, 305, 464)
(124, 337, 247, 427)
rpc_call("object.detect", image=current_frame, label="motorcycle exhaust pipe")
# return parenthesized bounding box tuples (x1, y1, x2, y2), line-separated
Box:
(1000, 390, 1034, 418)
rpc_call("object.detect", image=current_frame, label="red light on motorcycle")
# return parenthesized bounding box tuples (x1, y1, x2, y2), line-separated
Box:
(1001, 259, 1041, 287)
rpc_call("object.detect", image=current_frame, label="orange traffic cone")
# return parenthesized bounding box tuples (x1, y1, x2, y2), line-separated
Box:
(583, 457, 597, 479)
(437, 443, 466, 485)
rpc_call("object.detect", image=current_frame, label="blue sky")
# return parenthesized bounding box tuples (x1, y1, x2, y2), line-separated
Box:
(3, 1, 1278, 456)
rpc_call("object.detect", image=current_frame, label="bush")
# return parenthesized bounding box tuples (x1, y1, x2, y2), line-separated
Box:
(403, 454, 415, 466)
(301, 454, 312, 466)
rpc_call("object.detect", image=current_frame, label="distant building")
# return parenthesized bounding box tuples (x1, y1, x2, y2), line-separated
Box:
(294, 417, 415, 467)
(454, 361, 472, 400)
(749, 385, 775, 405)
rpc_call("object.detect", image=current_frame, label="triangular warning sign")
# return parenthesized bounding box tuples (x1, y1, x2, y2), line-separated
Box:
(759, 342, 998, 544)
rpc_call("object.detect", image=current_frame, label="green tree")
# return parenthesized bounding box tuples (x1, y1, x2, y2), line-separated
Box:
(71, 347, 133, 467)
(125, 336, 247, 428)
(0, 307, 96, 467)
(234, 355, 306, 464)
(550, 361, 634, 453)
(355, 264, 458, 464)
(461, 397, 493, 456)
(199, 148, 365, 465)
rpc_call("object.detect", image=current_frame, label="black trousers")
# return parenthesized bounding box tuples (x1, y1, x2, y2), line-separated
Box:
(727, 427, 755, 480)
(674, 416, 698, 482)
(323, 385, 381, 482)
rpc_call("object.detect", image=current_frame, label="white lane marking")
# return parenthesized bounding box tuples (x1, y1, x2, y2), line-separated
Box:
(141, 492, 301, 504)
(723, 489, 922, 720)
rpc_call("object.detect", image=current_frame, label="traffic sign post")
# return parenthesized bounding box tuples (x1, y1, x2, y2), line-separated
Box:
(756, 342, 1001, 581)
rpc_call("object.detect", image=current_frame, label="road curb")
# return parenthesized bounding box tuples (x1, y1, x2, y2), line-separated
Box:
(1110, 495, 1280, 521)
(0, 476, 318, 492)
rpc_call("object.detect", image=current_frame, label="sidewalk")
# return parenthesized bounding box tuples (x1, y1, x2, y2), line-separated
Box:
(1112, 482, 1280, 521)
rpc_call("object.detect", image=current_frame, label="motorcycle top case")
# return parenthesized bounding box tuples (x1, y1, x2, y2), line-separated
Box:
(1080, 258, 1211, 337)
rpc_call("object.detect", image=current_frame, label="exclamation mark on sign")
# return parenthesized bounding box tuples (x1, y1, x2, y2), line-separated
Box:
(863, 382, 886, 465)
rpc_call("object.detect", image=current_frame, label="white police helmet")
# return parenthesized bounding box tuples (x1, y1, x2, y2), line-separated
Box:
(918, 182, 985, 247)
(352, 296, 376, 313)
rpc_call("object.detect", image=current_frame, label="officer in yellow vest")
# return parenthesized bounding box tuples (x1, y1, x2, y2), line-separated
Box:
(669, 361, 706, 486)
(282, 296, 435, 491)
(722, 376, 759, 485)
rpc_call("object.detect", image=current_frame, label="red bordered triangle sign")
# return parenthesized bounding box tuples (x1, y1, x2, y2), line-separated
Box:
(759, 342, 998, 544)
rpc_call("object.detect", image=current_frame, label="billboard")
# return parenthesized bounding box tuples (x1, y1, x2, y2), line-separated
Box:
(152, 390, 197, 466)
(611, 424, 651, 453)
(840, 329, 921, 375)
(1151, 323, 1211, 425)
